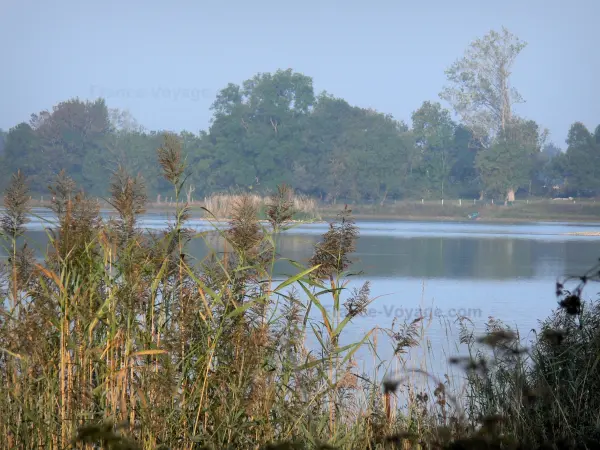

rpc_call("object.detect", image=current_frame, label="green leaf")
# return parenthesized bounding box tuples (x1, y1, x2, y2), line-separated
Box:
(225, 296, 265, 319)
(295, 341, 360, 371)
(298, 280, 332, 334)
(341, 329, 375, 366)
(273, 265, 320, 293)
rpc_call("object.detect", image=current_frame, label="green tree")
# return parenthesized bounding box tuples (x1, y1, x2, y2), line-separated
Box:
(542, 142, 562, 159)
(107, 129, 166, 197)
(207, 69, 315, 192)
(0, 129, 6, 156)
(475, 118, 545, 202)
(449, 125, 482, 198)
(298, 93, 353, 200)
(1, 123, 44, 193)
(29, 98, 112, 195)
(440, 27, 528, 201)
(440, 27, 526, 141)
(560, 122, 600, 195)
(179, 130, 214, 198)
(411, 101, 456, 199)
(532, 142, 563, 196)
(303, 93, 413, 203)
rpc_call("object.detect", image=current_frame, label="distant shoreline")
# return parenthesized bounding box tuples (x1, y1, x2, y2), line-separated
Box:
(23, 210, 600, 227)
(337, 214, 600, 224)
(18, 199, 600, 226)
(564, 231, 600, 236)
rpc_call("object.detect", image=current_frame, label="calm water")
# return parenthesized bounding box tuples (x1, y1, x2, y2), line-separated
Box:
(4, 209, 600, 389)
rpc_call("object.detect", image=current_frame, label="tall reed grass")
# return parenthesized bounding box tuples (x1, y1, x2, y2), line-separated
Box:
(1, 132, 599, 450)
(0, 134, 439, 449)
(203, 191, 320, 222)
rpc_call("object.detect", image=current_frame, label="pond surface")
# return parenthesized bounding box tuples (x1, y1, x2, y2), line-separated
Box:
(4, 209, 600, 392)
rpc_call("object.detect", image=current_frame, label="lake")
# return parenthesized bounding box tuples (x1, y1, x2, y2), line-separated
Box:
(4, 209, 600, 394)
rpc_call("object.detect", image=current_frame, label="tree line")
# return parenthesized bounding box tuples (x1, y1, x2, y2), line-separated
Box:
(1, 27, 598, 203)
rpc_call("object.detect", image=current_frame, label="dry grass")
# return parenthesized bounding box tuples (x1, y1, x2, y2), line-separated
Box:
(203, 191, 320, 222)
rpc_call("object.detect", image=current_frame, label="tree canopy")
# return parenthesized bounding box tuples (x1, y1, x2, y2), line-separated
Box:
(1, 30, 598, 201)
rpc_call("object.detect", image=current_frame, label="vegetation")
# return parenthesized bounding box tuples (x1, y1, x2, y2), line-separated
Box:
(202, 191, 320, 223)
(1, 28, 599, 207)
(457, 263, 600, 449)
(1, 132, 600, 449)
(318, 198, 600, 223)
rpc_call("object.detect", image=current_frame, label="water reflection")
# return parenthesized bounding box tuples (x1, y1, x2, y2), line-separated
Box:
(3, 226, 599, 282)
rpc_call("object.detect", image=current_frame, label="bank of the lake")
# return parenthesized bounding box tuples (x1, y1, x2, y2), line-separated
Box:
(149, 198, 600, 224)
(318, 198, 600, 223)
(19, 197, 600, 224)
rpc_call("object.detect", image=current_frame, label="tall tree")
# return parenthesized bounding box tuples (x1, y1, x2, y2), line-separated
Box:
(107, 129, 166, 196)
(440, 27, 526, 141)
(440, 27, 529, 201)
(532, 142, 563, 196)
(302, 93, 413, 203)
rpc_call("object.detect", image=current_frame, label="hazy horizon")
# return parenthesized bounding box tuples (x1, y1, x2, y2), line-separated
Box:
(1, 0, 598, 146)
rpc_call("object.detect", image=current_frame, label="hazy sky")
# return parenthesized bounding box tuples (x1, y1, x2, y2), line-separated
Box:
(1, 0, 598, 146)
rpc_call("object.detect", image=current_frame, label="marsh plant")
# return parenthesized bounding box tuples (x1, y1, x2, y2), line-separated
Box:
(1, 133, 600, 450)
(0, 133, 425, 450)
(202, 191, 319, 224)
(266, 183, 297, 233)
(453, 260, 600, 449)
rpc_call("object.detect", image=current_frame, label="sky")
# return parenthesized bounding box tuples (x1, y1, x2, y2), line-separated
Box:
(1, 0, 598, 147)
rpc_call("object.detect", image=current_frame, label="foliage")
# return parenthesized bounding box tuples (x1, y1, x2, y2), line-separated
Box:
(554, 122, 600, 196)
(0, 28, 598, 210)
(439, 27, 527, 143)
(2, 63, 583, 205)
(0, 145, 388, 449)
(411, 101, 458, 198)
(456, 260, 600, 449)
(1, 148, 599, 449)
(475, 118, 545, 201)
(0, 128, 7, 155)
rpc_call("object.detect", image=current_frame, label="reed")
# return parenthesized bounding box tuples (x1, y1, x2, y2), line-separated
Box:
(203, 191, 320, 222)
(0, 134, 418, 449)
(1, 132, 599, 449)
